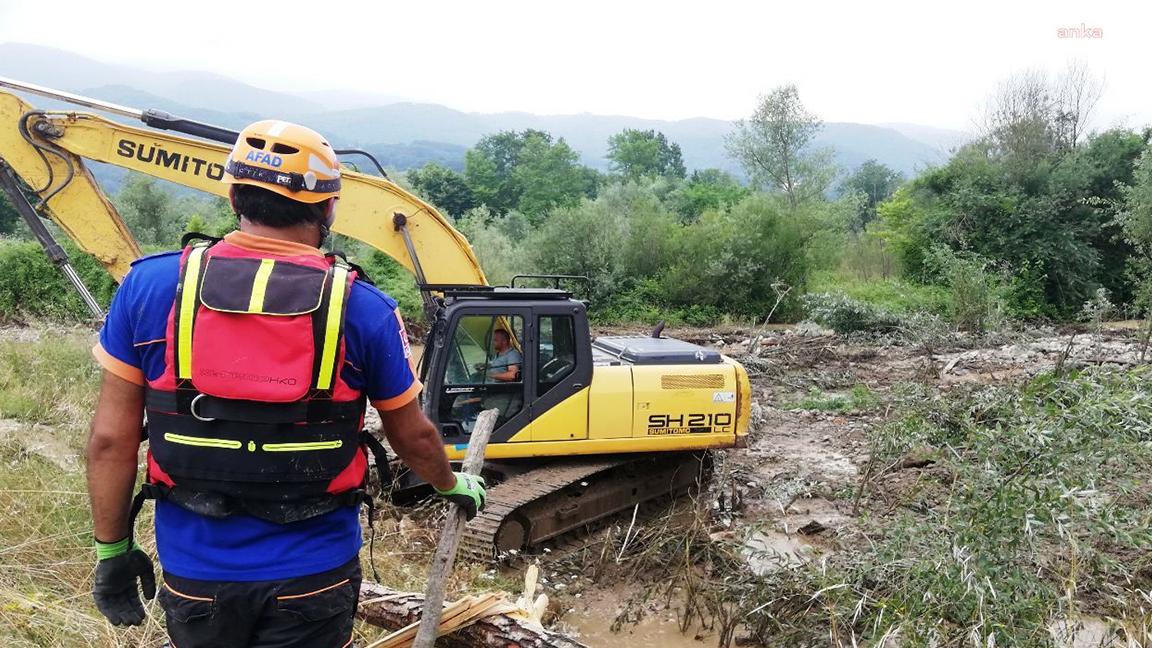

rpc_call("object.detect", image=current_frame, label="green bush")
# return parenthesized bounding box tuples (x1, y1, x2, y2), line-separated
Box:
(925, 246, 1005, 331)
(875, 131, 1150, 316)
(454, 207, 533, 286)
(0, 239, 116, 323)
(661, 194, 813, 320)
(802, 292, 907, 334)
(596, 279, 722, 326)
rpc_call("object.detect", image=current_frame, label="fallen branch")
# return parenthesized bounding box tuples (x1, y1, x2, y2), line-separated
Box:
(412, 408, 499, 648)
(358, 582, 588, 648)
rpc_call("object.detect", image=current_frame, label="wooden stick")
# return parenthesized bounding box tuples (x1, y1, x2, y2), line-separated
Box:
(411, 408, 499, 648)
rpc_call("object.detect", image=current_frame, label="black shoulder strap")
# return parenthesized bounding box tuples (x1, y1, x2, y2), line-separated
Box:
(180, 231, 224, 248)
(325, 250, 375, 286)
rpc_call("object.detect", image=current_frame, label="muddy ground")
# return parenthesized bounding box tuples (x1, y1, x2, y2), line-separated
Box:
(551, 323, 1150, 646)
(4, 323, 1146, 646)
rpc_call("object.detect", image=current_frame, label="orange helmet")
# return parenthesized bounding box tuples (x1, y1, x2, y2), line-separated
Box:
(223, 120, 341, 203)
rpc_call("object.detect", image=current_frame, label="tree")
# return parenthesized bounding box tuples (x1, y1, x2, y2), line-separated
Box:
(464, 130, 540, 214)
(725, 84, 835, 207)
(115, 175, 178, 246)
(606, 129, 686, 180)
(464, 130, 597, 220)
(1118, 144, 1152, 308)
(406, 162, 476, 217)
(666, 169, 749, 221)
(513, 135, 597, 221)
(982, 64, 1104, 159)
(1054, 61, 1104, 150)
(839, 160, 903, 230)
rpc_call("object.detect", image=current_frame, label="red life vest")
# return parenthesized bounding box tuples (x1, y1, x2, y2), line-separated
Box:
(141, 237, 371, 523)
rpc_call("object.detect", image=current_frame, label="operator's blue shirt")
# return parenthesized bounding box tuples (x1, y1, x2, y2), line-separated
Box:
(94, 231, 421, 581)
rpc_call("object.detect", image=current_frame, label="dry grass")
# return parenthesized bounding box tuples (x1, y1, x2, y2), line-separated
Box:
(0, 326, 102, 427)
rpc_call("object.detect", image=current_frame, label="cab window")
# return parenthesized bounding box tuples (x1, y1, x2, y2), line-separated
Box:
(538, 315, 576, 396)
(438, 315, 524, 434)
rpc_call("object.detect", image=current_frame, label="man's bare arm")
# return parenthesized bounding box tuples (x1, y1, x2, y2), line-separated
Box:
(87, 371, 145, 543)
(377, 399, 455, 491)
(492, 363, 520, 382)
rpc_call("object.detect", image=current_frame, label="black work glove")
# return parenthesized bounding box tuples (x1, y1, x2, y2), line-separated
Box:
(93, 537, 156, 626)
(434, 472, 488, 521)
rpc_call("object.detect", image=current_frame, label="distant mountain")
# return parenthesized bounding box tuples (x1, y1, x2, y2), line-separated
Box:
(0, 43, 324, 118)
(879, 122, 974, 157)
(295, 89, 415, 111)
(309, 107, 951, 177)
(1, 42, 954, 177)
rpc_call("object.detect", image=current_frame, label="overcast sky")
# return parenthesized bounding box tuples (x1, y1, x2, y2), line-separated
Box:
(0, 0, 1147, 131)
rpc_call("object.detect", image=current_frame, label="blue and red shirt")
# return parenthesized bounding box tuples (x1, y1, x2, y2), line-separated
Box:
(94, 231, 421, 581)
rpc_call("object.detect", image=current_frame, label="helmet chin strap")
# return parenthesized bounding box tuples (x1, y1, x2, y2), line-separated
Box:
(317, 199, 337, 248)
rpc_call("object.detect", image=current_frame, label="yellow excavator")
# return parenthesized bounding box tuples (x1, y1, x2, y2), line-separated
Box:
(0, 78, 751, 557)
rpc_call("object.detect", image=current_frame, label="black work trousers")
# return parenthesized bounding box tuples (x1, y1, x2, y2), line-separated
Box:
(158, 557, 361, 648)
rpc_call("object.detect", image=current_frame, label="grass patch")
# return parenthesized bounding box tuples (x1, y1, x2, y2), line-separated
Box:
(0, 329, 101, 427)
(0, 435, 161, 647)
(784, 385, 878, 412)
(810, 269, 950, 316)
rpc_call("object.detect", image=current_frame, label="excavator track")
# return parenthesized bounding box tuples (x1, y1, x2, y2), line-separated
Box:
(461, 452, 709, 561)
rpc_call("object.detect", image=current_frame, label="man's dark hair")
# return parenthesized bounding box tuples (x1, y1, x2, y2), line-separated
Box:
(231, 185, 328, 228)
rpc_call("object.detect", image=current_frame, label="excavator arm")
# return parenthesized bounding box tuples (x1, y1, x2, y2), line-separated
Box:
(0, 88, 487, 289)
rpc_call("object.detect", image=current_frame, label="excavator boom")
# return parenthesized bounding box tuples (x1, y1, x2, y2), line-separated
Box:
(0, 88, 486, 287)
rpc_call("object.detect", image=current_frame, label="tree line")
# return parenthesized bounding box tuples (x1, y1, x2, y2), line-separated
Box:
(3, 61, 1152, 328)
(407, 63, 1152, 328)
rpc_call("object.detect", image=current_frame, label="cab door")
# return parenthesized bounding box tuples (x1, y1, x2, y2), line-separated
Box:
(427, 309, 532, 446)
(525, 308, 592, 442)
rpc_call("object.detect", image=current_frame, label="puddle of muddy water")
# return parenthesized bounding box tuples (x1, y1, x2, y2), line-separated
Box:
(741, 530, 819, 576)
(563, 589, 713, 648)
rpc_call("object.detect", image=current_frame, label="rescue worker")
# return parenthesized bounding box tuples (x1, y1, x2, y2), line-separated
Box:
(86, 120, 486, 647)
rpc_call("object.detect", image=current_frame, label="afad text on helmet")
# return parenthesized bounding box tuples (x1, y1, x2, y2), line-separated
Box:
(245, 150, 284, 168)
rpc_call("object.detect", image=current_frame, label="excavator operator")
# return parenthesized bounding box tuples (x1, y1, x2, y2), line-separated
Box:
(485, 329, 522, 382)
(85, 120, 486, 647)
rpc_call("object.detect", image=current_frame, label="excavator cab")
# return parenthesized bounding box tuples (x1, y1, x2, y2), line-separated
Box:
(421, 287, 593, 449)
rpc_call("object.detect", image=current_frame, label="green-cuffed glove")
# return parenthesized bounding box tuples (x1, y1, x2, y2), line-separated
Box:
(435, 472, 487, 520)
(93, 537, 156, 626)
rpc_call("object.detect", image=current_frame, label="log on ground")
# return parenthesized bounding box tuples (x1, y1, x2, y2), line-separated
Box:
(358, 582, 589, 648)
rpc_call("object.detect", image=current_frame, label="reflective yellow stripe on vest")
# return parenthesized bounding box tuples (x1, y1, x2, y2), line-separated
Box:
(176, 246, 208, 380)
(315, 265, 349, 390)
(262, 440, 344, 452)
(247, 259, 276, 313)
(164, 432, 242, 450)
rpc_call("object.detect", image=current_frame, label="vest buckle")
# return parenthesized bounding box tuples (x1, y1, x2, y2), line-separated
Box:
(189, 393, 217, 422)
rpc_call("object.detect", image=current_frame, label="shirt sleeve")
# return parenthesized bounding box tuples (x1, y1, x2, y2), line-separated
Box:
(93, 272, 146, 386)
(361, 307, 422, 411)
